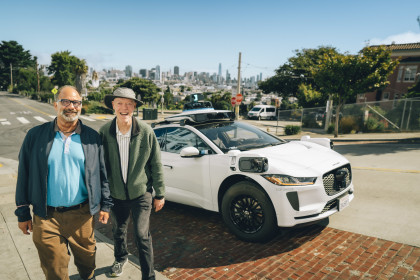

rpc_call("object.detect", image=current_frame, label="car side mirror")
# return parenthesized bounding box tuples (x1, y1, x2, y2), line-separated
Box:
(180, 147, 201, 158)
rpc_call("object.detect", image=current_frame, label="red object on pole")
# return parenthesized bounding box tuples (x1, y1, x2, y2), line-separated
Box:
(231, 97, 236, 106)
(236, 93, 243, 103)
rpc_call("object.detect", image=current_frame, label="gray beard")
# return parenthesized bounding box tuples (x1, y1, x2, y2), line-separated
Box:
(60, 110, 81, 122)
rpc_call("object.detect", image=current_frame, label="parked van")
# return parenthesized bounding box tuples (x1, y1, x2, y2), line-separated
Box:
(247, 105, 277, 120)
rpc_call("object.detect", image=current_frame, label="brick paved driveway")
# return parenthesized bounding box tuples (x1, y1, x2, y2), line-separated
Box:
(96, 202, 420, 279)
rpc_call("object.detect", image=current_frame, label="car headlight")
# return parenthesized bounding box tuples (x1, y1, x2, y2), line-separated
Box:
(262, 174, 316, 186)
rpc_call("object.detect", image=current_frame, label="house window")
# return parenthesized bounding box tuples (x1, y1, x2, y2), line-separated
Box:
(403, 66, 418, 82)
(383, 92, 390, 100)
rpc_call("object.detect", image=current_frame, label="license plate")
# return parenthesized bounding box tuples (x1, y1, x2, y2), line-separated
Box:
(338, 194, 349, 211)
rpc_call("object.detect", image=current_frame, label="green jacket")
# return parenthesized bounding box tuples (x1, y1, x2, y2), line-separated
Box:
(99, 117, 165, 200)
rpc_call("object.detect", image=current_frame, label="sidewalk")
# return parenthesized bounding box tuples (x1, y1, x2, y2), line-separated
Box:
(0, 157, 168, 280)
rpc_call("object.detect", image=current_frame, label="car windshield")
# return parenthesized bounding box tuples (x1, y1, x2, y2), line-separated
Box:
(196, 121, 286, 153)
(250, 107, 261, 112)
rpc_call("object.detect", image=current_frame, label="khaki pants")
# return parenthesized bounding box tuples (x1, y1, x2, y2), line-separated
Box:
(32, 203, 96, 280)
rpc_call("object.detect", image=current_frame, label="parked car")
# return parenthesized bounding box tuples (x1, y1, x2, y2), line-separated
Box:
(152, 110, 354, 242)
(247, 105, 277, 120)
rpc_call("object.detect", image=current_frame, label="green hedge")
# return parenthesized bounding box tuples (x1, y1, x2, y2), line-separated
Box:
(285, 125, 301, 135)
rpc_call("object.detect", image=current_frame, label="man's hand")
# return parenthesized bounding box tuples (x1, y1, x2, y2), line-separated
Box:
(98, 211, 109, 224)
(153, 198, 165, 212)
(18, 220, 33, 235)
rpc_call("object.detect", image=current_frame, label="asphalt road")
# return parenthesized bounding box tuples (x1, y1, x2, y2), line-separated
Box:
(1, 91, 420, 247)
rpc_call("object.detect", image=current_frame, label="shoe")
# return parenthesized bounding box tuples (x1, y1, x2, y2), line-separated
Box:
(109, 259, 128, 277)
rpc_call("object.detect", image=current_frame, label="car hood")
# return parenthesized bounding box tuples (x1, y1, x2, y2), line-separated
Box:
(243, 141, 348, 176)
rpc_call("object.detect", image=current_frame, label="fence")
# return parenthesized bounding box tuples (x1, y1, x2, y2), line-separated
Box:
(276, 98, 420, 133)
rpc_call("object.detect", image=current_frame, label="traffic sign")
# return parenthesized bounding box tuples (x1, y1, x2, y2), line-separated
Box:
(51, 88, 58, 95)
(236, 93, 243, 103)
(231, 97, 236, 106)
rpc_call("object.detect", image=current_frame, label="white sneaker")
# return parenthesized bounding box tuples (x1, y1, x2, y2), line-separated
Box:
(109, 259, 128, 277)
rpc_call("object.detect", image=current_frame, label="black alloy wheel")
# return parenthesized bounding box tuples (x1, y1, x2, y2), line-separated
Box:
(221, 181, 277, 242)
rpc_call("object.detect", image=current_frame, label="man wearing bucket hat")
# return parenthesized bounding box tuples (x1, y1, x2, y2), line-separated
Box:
(99, 87, 165, 279)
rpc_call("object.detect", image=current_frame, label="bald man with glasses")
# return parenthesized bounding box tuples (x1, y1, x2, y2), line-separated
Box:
(15, 85, 113, 280)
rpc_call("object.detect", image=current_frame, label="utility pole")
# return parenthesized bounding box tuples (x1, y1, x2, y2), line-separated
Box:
(10, 63, 13, 92)
(236, 52, 241, 119)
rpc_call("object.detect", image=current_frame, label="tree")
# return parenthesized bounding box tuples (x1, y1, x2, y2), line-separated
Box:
(406, 80, 420, 98)
(312, 46, 399, 137)
(258, 46, 337, 104)
(116, 77, 160, 104)
(296, 84, 325, 108)
(208, 91, 232, 110)
(0, 40, 34, 91)
(163, 86, 174, 107)
(48, 51, 87, 90)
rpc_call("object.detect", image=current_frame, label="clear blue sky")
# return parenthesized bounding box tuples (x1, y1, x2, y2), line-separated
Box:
(2, 0, 420, 79)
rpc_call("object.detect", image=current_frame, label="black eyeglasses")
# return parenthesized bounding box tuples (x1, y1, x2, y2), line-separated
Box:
(57, 99, 82, 108)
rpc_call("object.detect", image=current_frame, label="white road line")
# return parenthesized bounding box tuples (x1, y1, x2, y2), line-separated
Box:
(79, 115, 95, 122)
(34, 116, 48, 123)
(17, 117, 30, 124)
(1, 121, 11, 125)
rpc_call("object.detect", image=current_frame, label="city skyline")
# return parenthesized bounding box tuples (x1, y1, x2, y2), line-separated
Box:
(2, 0, 420, 80)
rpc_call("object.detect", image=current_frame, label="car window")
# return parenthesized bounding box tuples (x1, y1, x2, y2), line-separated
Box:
(159, 127, 212, 154)
(197, 121, 285, 153)
(267, 108, 275, 112)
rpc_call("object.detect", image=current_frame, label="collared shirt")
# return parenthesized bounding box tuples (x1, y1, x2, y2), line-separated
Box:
(116, 123, 131, 183)
(47, 120, 87, 207)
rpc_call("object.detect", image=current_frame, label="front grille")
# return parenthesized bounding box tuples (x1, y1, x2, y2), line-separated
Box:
(320, 199, 337, 214)
(323, 164, 352, 196)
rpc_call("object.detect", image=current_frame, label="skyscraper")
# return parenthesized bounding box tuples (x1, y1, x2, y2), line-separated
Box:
(156, 65, 160, 81)
(174, 66, 179, 76)
(139, 69, 147, 78)
(218, 63, 222, 77)
(125, 65, 133, 77)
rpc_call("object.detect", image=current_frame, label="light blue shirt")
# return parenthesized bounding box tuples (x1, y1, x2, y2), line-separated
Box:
(47, 131, 88, 207)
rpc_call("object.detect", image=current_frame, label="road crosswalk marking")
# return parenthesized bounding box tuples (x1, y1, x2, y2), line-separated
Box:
(34, 116, 48, 123)
(0, 115, 100, 125)
(17, 117, 30, 124)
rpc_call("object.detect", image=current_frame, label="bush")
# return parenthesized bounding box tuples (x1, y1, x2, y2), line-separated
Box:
(83, 101, 113, 114)
(30, 93, 39, 100)
(327, 124, 335, 134)
(365, 118, 385, 132)
(285, 125, 301, 135)
(339, 116, 359, 134)
(302, 115, 321, 128)
(39, 92, 54, 103)
(87, 91, 106, 102)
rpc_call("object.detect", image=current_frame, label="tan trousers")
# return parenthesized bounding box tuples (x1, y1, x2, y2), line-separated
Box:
(32, 203, 96, 280)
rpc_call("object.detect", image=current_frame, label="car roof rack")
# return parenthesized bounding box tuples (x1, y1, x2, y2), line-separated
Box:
(151, 110, 235, 128)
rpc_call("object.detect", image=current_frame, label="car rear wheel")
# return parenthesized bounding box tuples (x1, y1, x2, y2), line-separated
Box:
(221, 181, 277, 242)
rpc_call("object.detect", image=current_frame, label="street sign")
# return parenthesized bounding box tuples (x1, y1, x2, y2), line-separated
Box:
(231, 97, 236, 106)
(51, 88, 58, 95)
(236, 93, 243, 103)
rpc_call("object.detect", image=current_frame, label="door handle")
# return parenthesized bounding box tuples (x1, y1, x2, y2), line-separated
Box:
(163, 165, 173, 169)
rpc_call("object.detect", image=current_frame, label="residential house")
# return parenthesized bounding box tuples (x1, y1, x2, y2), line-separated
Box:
(358, 42, 420, 103)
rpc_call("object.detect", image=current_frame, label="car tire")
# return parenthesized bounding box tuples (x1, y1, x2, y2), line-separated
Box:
(221, 181, 277, 242)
